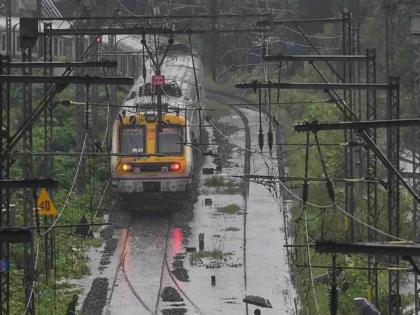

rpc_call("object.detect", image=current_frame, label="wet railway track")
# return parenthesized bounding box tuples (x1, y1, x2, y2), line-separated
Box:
(101, 208, 203, 315)
(81, 90, 278, 315)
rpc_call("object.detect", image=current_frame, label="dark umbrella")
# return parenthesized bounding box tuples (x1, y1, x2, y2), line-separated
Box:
(354, 298, 381, 315)
(243, 295, 273, 308)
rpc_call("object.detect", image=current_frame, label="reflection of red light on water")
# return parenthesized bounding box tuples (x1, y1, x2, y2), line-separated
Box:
(171, 227, 183, 255)
(122, 228, 133, 269)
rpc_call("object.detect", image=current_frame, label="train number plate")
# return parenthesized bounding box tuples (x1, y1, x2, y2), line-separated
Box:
(134, 167, 142, 173)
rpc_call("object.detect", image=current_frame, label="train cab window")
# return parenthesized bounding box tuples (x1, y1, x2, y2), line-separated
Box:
(119, 126, 145, 154)
(163, 81, 182, 97)
(157, 126, 183, 154)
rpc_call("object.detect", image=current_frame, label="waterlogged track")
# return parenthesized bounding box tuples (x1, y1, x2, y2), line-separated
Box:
(205, 90, 297, 314)
(104, 204, 200, 315)
(79, 90, 295, 315)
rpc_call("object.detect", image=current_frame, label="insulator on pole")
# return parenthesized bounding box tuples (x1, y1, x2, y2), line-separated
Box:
(326, 178, 336, 203)
(258, 129, 264, 151)
(302, 182, 309, 204)
(267, 130, 273, 152)
(142, 45, 146, 82)
(258, 88, 264, 151)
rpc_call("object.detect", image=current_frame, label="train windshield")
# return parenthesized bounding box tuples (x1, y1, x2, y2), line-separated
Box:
(119, 126, 145, 154)
(157, 126, 183, 154)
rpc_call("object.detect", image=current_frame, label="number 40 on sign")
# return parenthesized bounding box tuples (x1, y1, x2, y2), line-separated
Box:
(36, 188, 57, 217)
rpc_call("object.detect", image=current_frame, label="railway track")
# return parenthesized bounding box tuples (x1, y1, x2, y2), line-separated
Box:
(97, 91, 254, 315)
(101, 209, 205, 315)
(81, 89, 288, 315)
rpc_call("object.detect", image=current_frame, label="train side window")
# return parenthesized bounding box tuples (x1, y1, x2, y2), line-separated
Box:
(1, 33, 5, 51)
(157, 126, 183, 155)
(118, 56, 122, 74)
(53, 38, 58, 56)
(119, 125, 145, 154)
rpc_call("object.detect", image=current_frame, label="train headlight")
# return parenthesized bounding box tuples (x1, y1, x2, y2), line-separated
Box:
(170, 162, 181, 171)
(121, 163, 132, 172)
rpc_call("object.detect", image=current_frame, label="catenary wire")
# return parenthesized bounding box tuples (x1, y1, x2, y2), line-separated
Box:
(42, 133, 88, 236)
(23, 243, 40, 315)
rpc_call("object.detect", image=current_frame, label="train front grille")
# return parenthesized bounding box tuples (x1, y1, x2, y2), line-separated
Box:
(132, 163, 175, 173)
(143, 182, 161, 192)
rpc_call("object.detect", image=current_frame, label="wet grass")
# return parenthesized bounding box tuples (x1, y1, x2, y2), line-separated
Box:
(204, 98, 232, 120)
(204, 175, 225, 187)
(219, 203, 241, 214)
(191, 249, 224, 261)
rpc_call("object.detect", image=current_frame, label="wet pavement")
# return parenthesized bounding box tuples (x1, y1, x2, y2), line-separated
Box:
(77, 95, 297, 314)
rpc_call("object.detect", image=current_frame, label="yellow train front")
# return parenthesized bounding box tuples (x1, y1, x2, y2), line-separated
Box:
(111, 111, 194, 194)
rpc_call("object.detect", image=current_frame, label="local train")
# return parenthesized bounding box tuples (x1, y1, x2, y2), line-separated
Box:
(0, 17, 144, 79)
(110, 42, 204, 194)
(0, 18, 204, 195)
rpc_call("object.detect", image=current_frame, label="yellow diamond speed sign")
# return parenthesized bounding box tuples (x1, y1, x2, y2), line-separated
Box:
(37, 188, 57, 217)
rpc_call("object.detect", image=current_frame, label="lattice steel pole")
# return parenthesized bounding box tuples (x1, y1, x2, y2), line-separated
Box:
(413, 46, 420, 314)
(387, 76, 400, 315)
(108, 34, 117, 120)
(366, 48, 379, 304)
(75, 29, 86, 194)
(354, 23, 363, 180)
(342, 10, 355, 241)
(22, 46, 35, 314)
(4, 0, 11, 57)
(43, 22, 54, 284)
(0, 55, 10, 315)
(210, 0, 218, 80)
(22, 46, 35, 315)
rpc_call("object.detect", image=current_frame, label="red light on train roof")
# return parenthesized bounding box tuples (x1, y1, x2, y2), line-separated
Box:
(170, 162, 181, 171)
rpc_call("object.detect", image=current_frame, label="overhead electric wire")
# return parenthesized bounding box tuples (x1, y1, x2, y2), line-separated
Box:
(280, 24, 342, 40)
(303, 209, 321, 314)
(41, 133, 88, 236)
(23, 243, 40, 315)
(273, 38, 341, 50)
(105, 226, 132, 313)
(115, 0, 141, 17)
(226, 93, 406, 242)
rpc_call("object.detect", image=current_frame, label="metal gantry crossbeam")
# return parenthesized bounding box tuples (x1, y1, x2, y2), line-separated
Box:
(315, 241, 420, 257)
(263, 54, 372, 62)
(43, 26, 268, 36)
(234, 175, 384, 184)
(236, 81, 390, 91)
(293, 119, 420, 132)
(2, 61, 117, 69)
(0, 75, 133, 85)
(0, 179, 58, 189)
(39, 13, 271, 21)
(256, 17, 348, 27)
